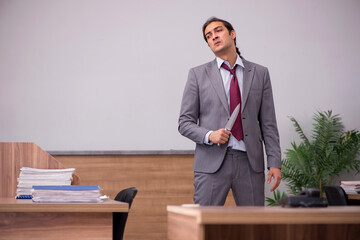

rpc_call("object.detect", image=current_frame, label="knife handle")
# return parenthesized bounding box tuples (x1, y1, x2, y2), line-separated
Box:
(217, 128, 230, 147)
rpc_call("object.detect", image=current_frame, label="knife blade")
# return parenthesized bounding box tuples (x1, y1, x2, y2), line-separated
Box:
(225, 103, 240, 131)
(217, 103, 240, 146)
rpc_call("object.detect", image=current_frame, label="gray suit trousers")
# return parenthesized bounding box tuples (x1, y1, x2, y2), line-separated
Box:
(193, 148, 265, 206)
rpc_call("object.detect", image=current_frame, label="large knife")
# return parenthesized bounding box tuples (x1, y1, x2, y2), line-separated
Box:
(218, 103, 241, 146)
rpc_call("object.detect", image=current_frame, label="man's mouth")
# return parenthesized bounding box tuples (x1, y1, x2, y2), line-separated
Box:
(214, 41, 221, 46)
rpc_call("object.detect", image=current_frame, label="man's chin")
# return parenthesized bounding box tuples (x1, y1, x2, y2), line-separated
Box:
(213, 45, 223, 51)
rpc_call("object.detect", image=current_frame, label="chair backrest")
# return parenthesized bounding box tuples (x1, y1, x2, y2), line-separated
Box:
(113, 187, 138, 240)
(324, 186, 348, 206)
(114, 187, 138, 208)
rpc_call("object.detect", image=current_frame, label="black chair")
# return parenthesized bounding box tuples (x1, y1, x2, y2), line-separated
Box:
(113, 187, 138, 240)
(324, 186, 348, 206)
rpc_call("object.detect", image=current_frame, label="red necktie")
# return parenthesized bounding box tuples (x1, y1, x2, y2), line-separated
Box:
(221, 63, 243, 141)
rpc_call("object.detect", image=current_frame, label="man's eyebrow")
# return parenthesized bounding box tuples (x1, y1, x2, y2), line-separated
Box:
(205, 26, 223, 36)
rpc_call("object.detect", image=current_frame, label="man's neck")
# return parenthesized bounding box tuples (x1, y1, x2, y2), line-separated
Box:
(216, 50, 238, 68)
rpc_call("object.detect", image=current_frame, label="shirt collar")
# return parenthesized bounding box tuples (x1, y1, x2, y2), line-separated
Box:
(216, 55, 244, 70)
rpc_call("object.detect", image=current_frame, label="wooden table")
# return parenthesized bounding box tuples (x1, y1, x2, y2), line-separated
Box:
(348, 194, 360, 205)
(348, 194, 360, 200)
(167, 205, 360, 240)
(0, 198, 128, 240)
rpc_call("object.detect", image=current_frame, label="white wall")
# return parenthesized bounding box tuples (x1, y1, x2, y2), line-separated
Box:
(1, 0, 359, 155)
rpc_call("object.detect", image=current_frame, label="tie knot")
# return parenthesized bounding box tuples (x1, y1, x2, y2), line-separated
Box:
(221, 63, 237, 75)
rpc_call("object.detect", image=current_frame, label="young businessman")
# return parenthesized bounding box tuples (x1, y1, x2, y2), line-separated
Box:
(178, 17, 281, 206)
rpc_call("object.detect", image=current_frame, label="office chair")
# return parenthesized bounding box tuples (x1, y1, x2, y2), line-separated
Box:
(324, 186, 348, 206)
(113, 187, 138, 240)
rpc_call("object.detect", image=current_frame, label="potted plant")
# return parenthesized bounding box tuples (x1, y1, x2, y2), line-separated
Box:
(266, 110, 360, 205)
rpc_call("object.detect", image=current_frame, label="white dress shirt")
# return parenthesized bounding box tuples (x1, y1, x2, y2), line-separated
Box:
(204, 55, 247, 151)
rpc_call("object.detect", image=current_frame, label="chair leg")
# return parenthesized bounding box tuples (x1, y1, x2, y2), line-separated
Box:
(113, 212, 128, 240)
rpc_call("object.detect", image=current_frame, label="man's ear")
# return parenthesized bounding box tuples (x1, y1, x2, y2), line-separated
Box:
(231, 30, 236, 40)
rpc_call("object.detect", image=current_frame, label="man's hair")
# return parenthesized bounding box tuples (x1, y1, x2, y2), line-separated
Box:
(202, 17, 241, 56)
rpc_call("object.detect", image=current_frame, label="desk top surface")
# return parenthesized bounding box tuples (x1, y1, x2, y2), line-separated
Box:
(0, 198, 128, 213)
(167, 205, 360, 224)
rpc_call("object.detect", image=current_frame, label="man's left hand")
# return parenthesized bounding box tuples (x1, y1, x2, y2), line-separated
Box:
(267, 168, 281, 192)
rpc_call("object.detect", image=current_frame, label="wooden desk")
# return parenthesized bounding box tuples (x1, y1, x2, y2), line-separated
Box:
(0, 198, 128, 240)
(347, 194, 360, 205)
(167, 206, 360, 240)
(348, 194, 360, 200)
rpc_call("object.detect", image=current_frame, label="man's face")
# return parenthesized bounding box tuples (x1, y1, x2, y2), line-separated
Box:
(204, 21, 236, 56)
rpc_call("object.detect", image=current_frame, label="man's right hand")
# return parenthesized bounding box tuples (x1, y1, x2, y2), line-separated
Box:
(209, 129, 231, 144)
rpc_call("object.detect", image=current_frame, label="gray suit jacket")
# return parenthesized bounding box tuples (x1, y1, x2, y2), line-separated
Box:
(178, 57, 281, 173)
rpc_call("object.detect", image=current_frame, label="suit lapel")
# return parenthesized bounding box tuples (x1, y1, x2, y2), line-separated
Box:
(206, 59, 230, 115)
(241, 58, 255, 113)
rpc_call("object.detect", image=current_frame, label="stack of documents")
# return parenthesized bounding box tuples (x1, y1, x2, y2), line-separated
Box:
(32, 185, 102, 203)
(16, 167, 75, 198)
(340, 181, 360, 194)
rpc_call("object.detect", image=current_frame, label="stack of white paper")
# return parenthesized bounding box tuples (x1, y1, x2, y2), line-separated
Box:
(32, 185, 102, 203)
(16, 167, 75, 198)
(340, 181, 360, 194)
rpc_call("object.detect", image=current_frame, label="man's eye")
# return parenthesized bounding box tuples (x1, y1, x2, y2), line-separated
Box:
(206, 35, 211, 39)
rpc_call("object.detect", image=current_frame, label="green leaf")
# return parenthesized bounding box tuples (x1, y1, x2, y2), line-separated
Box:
(266, 190, 288, 206)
